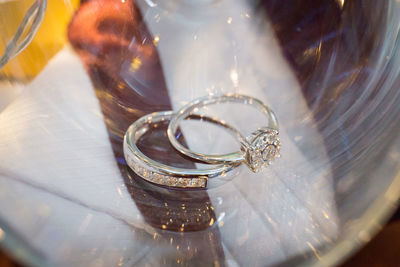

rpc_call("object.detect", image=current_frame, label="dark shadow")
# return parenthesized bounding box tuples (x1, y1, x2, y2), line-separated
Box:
(262, 0, 400, 262)
(68, 0, 225, 265)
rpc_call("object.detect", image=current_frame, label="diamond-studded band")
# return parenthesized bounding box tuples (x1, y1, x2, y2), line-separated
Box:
(167, 94, 280, 172)
(124, 111, 237, 189)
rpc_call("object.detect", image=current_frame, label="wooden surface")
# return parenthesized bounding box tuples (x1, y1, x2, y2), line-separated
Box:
(340, 208, 400, 267)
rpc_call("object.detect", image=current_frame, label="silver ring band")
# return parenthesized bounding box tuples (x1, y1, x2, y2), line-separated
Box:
(167, 94, 280, 172)
(124, 111, 237, 189)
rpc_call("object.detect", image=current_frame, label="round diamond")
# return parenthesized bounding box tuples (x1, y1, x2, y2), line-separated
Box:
(262, 144, 277, 161)
(178, 178, 188, 187)
(153, 173, 162, 183)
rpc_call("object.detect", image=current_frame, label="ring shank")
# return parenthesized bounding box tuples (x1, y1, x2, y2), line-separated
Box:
(167, 94, 279, 165)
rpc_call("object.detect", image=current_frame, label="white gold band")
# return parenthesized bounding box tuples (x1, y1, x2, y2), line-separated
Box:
(123, 111, 238, 189)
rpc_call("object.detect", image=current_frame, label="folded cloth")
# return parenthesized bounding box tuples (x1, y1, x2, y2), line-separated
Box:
(0, 47, 152, 266)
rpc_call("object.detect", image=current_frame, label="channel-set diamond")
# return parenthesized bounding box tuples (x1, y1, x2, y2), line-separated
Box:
(126, 155, 207, 188)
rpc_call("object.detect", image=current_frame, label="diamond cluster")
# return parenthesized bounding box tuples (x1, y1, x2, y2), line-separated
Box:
(241, 127, 280, 172)
(126, 155, 207, 188)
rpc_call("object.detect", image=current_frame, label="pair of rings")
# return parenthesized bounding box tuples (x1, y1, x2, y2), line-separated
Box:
(123, 94, 280, 189)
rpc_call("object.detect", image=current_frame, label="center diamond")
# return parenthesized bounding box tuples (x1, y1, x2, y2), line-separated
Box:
(241, 127, 280, 172)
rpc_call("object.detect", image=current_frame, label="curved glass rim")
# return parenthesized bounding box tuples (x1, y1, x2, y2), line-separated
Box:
(0, 144, 399, 267)
(307, 139, 400, 267)
(0, 216, 50, 267)
(310, 175, 400, 267)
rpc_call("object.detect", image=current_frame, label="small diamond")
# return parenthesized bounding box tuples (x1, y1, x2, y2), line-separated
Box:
(153, 173, 163, 183)
(160, 176, 169, 185)
(172, 178, 179, 186)
(137, 166, 143, 174)
(165, 177, 176, 186)
(262, 144, 278, 161)
(177, 178, 185, 187)
(190, 178, 198, 187)
(187, 178, 206, 188)
(181, 178, 190, 187)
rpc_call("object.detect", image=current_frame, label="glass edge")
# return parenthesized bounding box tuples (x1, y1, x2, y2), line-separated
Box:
(310, 2, 400, 266)
(309, 146, 400, 266)
(0, 216, 51, 267)
(312, 176, 400, 267)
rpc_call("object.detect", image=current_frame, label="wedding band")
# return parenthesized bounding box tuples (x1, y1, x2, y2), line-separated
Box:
(167, 94, 280, 172)
(124, 111, 238, 189)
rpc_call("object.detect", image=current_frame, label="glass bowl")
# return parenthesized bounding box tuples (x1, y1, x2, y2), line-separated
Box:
(0, 0, 399, 266)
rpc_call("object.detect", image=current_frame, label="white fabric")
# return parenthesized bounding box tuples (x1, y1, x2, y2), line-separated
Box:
(139, 0, 338, 264)
(0, 48, 152, 266)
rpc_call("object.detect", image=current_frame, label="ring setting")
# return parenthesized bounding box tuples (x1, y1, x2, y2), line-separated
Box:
(241, 128, 280, 173)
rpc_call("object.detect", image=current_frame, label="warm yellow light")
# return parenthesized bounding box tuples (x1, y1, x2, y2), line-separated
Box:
(0, 0, 80, 80)
(230, 69, 239, 86)
(130, 57, 142, 71)
(322, 209, 329, 219)
(153, 35, 160, 45)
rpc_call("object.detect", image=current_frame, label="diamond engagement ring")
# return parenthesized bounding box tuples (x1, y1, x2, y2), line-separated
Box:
(124, 111, 239, 189)
(167, 94, 280, 173)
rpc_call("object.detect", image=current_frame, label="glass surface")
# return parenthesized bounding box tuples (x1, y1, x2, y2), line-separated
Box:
(0, 0, 399, 266)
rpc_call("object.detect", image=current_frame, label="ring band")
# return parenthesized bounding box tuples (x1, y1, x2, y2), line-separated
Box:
(167, 94, 280, 172)
(123, 111, 238, 189)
